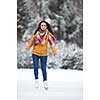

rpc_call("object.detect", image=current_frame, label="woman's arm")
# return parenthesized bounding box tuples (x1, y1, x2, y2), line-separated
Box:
(50, 46, 57, 56)
(25, 34, 35, 49)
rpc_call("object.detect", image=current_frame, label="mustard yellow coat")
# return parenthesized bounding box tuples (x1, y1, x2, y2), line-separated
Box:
(26, 34, 57, 56)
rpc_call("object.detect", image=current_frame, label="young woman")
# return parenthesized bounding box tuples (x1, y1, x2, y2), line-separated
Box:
(24, 21, 57, 89)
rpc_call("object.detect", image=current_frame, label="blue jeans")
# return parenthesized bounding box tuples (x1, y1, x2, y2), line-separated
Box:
(32, 54, 47, 81)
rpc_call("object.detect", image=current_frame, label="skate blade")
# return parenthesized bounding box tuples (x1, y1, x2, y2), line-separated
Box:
(44, 87, 48, 90)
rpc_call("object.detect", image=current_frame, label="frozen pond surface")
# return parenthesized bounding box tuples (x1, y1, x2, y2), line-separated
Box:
(17, 69, 83, 100)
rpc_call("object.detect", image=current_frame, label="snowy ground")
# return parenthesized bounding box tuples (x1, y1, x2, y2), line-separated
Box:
(17, 69, 83, 100)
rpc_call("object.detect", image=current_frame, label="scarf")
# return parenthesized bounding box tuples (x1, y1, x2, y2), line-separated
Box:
(34, 29, 56, 47)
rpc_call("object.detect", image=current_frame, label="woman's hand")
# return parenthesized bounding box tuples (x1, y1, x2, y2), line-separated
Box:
(24, 48, 29, 54)
(54, 54, 57, 58)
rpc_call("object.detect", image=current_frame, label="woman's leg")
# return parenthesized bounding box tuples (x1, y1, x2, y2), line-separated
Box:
(32, 54, 39, 80)
(40, 56, 47, 81)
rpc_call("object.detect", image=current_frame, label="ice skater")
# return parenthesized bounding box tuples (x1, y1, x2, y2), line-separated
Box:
(24, 20, 57, 89)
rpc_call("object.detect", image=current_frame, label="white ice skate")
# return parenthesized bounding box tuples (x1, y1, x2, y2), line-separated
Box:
(43, 81, 48, 90)
(34, 79, 39, 88)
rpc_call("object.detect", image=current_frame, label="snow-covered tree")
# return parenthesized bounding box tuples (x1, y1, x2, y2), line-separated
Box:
(17, 0, 31, 41)
(47, 0, 83, 47)
(17, 0, 83, 70)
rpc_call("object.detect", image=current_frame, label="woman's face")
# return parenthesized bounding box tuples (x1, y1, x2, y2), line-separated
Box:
(40, 22, 47, 31)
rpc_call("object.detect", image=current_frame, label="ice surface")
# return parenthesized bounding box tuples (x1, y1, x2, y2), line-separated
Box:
(17, 69, 82, 100)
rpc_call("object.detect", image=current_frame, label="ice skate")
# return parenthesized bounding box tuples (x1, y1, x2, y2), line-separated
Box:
(34, 79, 39, 88)
(43, 81, 48, 90)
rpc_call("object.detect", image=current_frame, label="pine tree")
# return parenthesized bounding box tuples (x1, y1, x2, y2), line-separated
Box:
(48, 0, 83, 47)
(17, 0, 31, 41)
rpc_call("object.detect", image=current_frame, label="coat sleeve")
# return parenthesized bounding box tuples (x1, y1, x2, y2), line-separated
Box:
(26, 34, 35, 49)
(50, 46, 57, 56)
